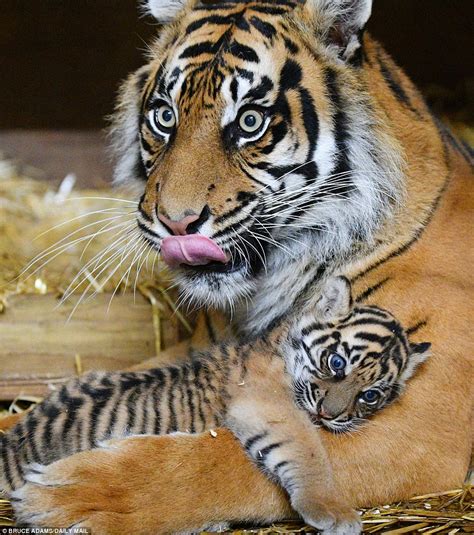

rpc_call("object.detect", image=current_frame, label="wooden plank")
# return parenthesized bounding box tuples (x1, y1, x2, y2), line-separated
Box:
(0, 293, 178, 399)
(0, 130, 112, 188)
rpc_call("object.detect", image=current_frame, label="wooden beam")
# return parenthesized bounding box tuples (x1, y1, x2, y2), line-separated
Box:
(0, 292, 180, 400)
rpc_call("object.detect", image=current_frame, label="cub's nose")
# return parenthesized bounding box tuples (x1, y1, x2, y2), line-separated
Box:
(319, 406, 338, 420)
(158, 205, 210, 236)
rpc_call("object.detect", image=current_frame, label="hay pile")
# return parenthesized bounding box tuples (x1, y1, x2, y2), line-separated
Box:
(1, 486, 472, 532)
(0, 158, 172, 311)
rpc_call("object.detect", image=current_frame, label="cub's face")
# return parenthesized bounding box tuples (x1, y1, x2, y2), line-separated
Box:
(113, 0, 402, 308)
(289, 304, 431, 433)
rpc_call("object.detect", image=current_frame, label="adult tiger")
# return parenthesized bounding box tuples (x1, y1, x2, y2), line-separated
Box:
(5, 0, 473, 532)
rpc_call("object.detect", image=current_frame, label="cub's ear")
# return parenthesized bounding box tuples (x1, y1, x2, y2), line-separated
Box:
(143, 0, 188, 23)
(304, 0, 373, 63)
(400, 342, 432, 383)
(314, 276, 353, 323)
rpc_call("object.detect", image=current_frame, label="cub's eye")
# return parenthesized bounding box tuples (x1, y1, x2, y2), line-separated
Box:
(238, 108, 265, 134)
(328, 353, 347, 373)
(148, 103, 176, 134)
(360, 389, 380, 404)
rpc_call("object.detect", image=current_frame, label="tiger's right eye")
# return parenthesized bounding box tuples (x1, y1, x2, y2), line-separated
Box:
(148, 103, 176, 135)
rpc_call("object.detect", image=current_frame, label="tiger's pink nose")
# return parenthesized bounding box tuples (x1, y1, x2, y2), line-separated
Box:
(158, 213, 200, 236)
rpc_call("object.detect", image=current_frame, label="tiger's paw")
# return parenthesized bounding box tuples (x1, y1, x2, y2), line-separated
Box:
(292, 494, 362, 535)
(11, 453, 141, 534)
(10, 434, 233, 534)
(10, 436, 184, 534)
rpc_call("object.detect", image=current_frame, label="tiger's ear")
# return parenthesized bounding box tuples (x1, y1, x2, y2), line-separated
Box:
(143, 0, 188, 23)
(304, 0, 373, 63)
(314, 276, 353, 323)
(400, 342, 432, 383)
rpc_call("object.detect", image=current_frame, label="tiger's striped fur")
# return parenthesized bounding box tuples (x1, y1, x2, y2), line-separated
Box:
(1, 277, 429, 532)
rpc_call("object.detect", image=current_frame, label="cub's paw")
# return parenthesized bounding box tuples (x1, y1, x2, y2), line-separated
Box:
(292, 495, 362, 535)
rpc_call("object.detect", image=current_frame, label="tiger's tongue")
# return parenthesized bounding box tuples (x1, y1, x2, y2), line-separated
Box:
(160, 235, 228, 268)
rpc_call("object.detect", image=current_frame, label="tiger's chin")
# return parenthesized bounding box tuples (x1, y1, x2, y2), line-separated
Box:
(321, 418, 363, 434)
(173, 262, 256, 310)
(308, 413, 363, 434)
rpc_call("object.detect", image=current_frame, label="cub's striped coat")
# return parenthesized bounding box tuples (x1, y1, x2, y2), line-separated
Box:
(1, 278, 429, 533)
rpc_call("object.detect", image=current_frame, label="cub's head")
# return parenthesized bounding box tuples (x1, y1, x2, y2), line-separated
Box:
(286, 276, 431, 432)
(112, 0, 403, 308)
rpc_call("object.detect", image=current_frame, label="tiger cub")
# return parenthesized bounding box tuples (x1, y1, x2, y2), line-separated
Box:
(1, 277, 430, 533)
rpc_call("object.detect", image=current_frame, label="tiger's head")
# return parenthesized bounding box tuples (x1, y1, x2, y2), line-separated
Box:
(112, 0, 404, 308)
(286, 276, 431, 433)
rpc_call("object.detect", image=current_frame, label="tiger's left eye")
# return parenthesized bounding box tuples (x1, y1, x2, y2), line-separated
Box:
(238, 109, 265, 134)
(360, 389, 380, 404)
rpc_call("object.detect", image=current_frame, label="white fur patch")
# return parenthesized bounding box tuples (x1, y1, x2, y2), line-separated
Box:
(144, 0, 187, 23)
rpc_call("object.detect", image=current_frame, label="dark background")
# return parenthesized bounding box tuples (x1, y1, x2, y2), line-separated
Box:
(1, 0, 472, 129)
(0, 0, 472, 185)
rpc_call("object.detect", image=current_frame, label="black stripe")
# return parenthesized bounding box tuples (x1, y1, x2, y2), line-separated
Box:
(273, 460, 289, 473)
(310, 333, 331, 347)
(283, 37, 299, 54)
(353, 306, 392, 319)
(135, 69, 150, 93)
(180, 41, 219, 59)
(141, 392, 150, 434)
(151, 371, 164, 435)
(257, 441, 285, 461)
(301, 320, 329, 336)
(280, 59, 301, 90)
(352, 176, 449, 281)
(377, 52, 420, 116)
(238, 162, 270, 188)
(24, 414, 41, 463)
(228, 41, 259, 63)
(244, 431, 268, 452)
(1, 440, 15, 489)
(182, 365, 196, 433)
(324, 67, 353, 197)
(406, 320, 427, 336)
(138, 196, 154, 223)
(249, 16, 276, 39)
(60, 394, 84, 444)
(40, 402, 60, 450)
(355, 278, 390, 303)
(251, 5, 290, 15)
(214, 193, 257, 224)
(166, 367, 180, 433)
(125, 384, 142, 433)
(204, 312, 217, 343)
(230, 77, 239, 102)
(342, 318, 399, 334)
(261, 121, 288, 155)
(191, 360, 208, 430)
(245, 76, 273, 101)
(185, 15, 233, 35)
(355, 332, 392, 344)
(236, 67, 254, 83)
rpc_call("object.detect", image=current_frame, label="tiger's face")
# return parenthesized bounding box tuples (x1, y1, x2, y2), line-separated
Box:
(287, 278, 431, 433)
(112, 0, 403, 308)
